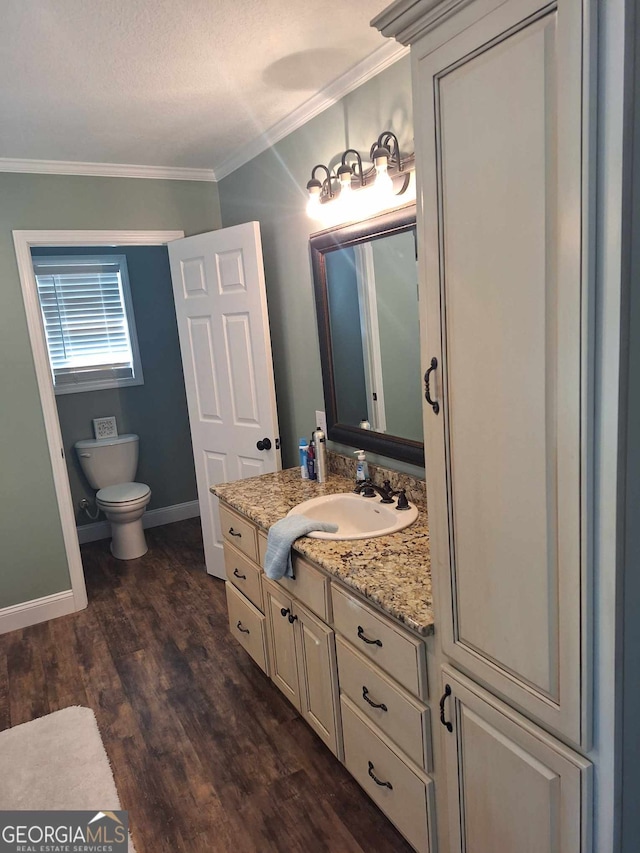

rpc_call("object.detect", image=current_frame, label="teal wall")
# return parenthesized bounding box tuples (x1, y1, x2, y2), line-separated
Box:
(31, 245, 197, 525)
(217, 56, 423, 477)
(0, 173, 220, 607)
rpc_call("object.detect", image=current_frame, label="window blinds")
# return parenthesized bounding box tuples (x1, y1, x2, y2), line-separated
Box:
(33, 256, 138, 389)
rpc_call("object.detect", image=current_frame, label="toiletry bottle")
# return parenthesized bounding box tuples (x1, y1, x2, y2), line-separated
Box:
(359, 417, 371, 430)
(354, 450, 369, 482)
(314, 427, 327, 483)
(307, 440, 317, 480)
(299, 438, 309, 480)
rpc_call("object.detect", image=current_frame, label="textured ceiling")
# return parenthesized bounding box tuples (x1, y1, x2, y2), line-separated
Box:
(0, 0, 393, 172)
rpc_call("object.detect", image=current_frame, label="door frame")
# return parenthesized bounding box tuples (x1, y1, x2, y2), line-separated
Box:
(13, 229, 184, 617)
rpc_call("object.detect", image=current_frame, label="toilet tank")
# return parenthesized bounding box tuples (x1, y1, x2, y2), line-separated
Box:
(75, 434, 139, 489)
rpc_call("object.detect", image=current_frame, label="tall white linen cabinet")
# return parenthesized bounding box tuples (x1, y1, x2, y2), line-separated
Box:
(373, 0, 639, 851)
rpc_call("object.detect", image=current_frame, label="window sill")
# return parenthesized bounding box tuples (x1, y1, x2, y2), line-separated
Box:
(53, 376, 145, 395)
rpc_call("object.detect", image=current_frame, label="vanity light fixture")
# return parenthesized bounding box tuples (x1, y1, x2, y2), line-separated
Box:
(305, 132, 414, 224)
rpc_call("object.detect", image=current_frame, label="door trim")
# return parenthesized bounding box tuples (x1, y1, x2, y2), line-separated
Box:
(12, 229, 184, 618)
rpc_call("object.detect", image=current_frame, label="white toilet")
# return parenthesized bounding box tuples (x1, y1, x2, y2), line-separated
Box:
(75, 433, 151, 560)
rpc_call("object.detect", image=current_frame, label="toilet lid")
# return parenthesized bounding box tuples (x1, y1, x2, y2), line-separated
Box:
(96, 482, 150, 504)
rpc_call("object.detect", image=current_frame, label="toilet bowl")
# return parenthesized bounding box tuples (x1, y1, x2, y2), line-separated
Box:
(75, 434, 151, 560)
(96, 482, 151, 560)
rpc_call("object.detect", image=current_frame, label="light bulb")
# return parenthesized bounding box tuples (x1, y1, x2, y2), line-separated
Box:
(306, 194, 322, 219)
(374, 165, 394, 198)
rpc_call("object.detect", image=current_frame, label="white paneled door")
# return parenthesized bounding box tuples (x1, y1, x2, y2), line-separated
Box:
(168, 223, 281, 578)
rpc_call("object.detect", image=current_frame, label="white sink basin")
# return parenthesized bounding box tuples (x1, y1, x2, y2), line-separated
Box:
(287, 492, 418, 540)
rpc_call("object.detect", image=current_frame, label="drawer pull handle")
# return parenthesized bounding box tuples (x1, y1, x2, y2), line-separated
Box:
(357, 625, 382, 647)
(367, 761, 393, 790)
(229, 527, 242, 538)
(236, 620, 250, 635)
(233, 568, 247, 580)
(280, 607, 291, 618)
(440, 684, 453, 732)
(362, 686, 388, 712)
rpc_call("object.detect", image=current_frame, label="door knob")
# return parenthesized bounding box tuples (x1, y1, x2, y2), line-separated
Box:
(256, 437, 272, 451)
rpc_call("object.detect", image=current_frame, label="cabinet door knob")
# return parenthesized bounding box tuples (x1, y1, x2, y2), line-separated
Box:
(288, 612, 298, 624)
(439, 684, 453, 732)
(280, 607, 290, 618)
(424, 357, 440, 415)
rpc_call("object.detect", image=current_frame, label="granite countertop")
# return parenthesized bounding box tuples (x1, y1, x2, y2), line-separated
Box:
(211, 468, 434, 636)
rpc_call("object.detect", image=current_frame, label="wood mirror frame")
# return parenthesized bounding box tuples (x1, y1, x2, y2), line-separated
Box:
(310, 204, 424, 467)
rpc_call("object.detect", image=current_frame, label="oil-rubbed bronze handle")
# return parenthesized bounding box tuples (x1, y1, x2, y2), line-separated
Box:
(362, 686, 388, 712)
(367, 761, 393, 789)
(229, 527, 242, 538)
(424, 357, 440, 415)
(358, 625, 382, 647)
(440, 684, 453, 732)
(236, 621, 250, 634)
(288, 613, 298, 624)
(233, 568, 246, 580)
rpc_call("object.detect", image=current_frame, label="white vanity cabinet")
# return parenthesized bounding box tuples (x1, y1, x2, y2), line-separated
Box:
(415, 0, 587, 747)
(218, 500, 436, 852)
(263, 579, 301, 711)
(372, 0, 594, 848)
(440, 667, 591, 853)
(331, 584, 436, 853)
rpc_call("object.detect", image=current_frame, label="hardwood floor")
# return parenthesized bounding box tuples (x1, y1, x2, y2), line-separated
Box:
(0, 519, 413, 853)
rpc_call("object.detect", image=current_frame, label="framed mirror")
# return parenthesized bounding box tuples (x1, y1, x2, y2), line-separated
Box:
(311, 204, 424, 466)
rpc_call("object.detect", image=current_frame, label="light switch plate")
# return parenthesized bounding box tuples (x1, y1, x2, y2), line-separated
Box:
(315, 410, 328, 435)
(93, 416, 118, 439)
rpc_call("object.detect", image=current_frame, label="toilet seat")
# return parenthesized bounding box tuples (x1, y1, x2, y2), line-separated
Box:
(97, 482, 151, 506)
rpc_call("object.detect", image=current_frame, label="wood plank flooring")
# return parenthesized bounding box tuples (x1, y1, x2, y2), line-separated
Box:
(0, 519, 413, 853)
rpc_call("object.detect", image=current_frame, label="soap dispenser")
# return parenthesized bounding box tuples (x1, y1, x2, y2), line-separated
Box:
(354, 450, 369, 482)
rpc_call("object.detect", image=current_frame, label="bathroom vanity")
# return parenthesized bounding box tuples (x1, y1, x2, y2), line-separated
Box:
(213, 462, 590, 853)
(212, 468, 437, 853)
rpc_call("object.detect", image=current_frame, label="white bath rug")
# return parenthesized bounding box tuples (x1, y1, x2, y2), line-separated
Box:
(0, 706, 135, 850)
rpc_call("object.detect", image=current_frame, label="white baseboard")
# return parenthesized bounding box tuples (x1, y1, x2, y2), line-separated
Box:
(76, 499, 201, 545)
(0, 590, 76, 635)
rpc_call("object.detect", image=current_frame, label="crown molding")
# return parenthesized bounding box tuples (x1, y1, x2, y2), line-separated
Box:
(371, 0, 475, 45)
(213, 40, 409, 181)
(0, 158, 216, 182)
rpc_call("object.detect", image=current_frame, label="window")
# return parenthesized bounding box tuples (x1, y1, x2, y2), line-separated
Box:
(33, 254, 143, 394)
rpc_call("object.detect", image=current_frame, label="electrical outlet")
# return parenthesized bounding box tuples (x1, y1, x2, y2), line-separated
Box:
(315, 410, 328, 435)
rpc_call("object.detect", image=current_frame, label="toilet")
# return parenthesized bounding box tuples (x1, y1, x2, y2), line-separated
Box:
(75, 433, 151, 560)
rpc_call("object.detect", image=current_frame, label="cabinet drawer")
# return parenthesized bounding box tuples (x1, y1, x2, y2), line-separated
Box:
(332, 584, 427, 700)
(336, 636, 432, 772)
(220, 504, 258, 563)
(224, 542, 263, 611)
(258, 530, 268, 569)
(277, 554, 330, 621)
(225, 582, 269, 675)
(341, 696, 435, 853)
